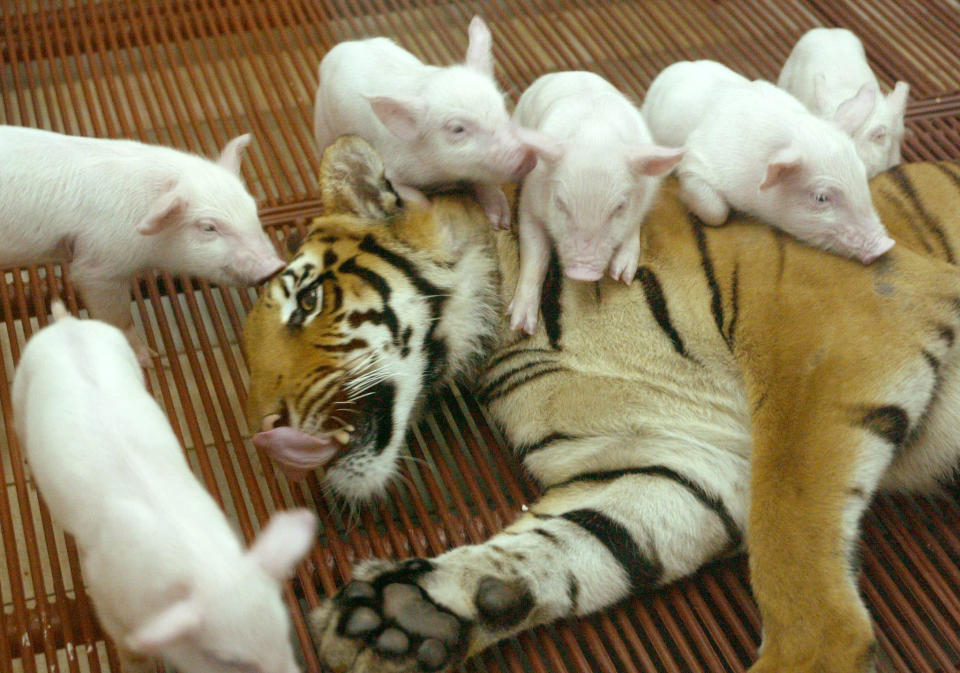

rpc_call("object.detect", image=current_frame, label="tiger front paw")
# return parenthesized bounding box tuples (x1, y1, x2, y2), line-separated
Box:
(309, 559, 468, 673)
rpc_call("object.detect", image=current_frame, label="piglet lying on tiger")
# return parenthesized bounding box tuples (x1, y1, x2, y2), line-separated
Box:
(244, 135, 960, 673)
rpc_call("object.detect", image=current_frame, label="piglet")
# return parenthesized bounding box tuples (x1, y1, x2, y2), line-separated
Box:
(642, 66, 894, 264)
(508, 71, 685, 334)
(0, 126, 283, 364)
(641, 60, 751, 147)
(778, 27, 909, 177)
(313, 17, 536, 228)
(12, 301, 316, 673)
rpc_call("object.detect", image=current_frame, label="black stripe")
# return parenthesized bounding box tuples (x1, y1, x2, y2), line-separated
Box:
(359, 235, 452, 387)
(690, 216, 726, 344)
(540, 247, 564, 350)
(773, 229, 787, 281)
(483, 366, 564, 404)
(561, 509, 663, 592)
(486, 347, 555, 371)
(359, 234, 445, 298)
(551, 466, 742, 550)
(636, 266, 689, 359)
(330, 284, 343, 312)
(566, 573, 580, 615)
(906, 350, 945, 447)
(514, 433, 573, 458)
(532, 527, 562, 546)
(877, 187, 934, 254)
(860, 405, 909, 449)
(368, 382, 396, 454)
(935, 160, 960, 182)
(313, 338, 368, 352)
(936, 323, 955, 347)
(726, 263, 739, 347)
(338, 258, 401, 343)
(931, 161, 960, 197)
(887, 165, 954, 264)
(480, 359, 557, 400)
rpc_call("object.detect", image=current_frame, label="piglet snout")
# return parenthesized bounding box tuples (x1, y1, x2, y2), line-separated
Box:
(858, 236, 895, 264)
(233, 249, 285, 285)
(252, 256, 286, 283)
(564, 264, 605, 282)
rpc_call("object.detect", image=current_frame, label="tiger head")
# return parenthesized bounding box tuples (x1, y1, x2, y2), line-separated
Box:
(243, 136, 502, 501)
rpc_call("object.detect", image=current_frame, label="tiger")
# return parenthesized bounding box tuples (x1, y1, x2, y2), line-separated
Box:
(243, 135, 960, 673)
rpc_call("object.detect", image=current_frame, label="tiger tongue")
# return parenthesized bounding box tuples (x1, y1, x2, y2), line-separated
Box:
(251, 426, 340, 481)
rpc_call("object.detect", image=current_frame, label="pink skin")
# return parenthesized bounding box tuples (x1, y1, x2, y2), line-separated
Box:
(251, 414, 342, 481)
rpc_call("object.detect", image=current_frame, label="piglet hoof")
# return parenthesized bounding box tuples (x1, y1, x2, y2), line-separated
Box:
(310, 559, 469, 673)
(609, 231, 641, 284)
(507, 297, 538, 335)
(125, 333, 158, 369)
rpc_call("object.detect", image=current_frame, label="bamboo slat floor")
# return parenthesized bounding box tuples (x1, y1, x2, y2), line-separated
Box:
(3, 2, 960, 672)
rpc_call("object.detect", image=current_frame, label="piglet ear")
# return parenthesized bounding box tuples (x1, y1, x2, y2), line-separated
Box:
(833, 83, 877, 135)
(366, 95, 423, 141)
(515, 126, 564, 164)
(136, 187, 188, 235)
(759, 146, 803, 190)
(629, 145, 686, 176)
(126, 597, 201, 653)
(465, 16, 494, 76)
(887, 81, 910, 117)
(812, 73, 830, 115)
(248, 509, 317, 581)
(218, 133, 252, 176)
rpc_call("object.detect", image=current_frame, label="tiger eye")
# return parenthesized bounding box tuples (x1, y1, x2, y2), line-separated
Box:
(298, 290, 317, 312)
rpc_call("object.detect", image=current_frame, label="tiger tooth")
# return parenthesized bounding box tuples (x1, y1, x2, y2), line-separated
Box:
(333, 430, 351, 445)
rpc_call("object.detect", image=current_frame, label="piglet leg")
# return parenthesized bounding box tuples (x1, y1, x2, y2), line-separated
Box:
(608, 230, 641, 284)
(117, 648, 157, 673)
(473, 183, 511, 230)
(679, 172, 730, 226)
(73, 275, 156, 367)
(508, 212, 551, 334)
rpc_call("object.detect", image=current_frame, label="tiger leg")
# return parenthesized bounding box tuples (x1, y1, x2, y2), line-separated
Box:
(747, 401, 893, 673)
(310, 458, 745, 673)
(678, 171, 729, 226)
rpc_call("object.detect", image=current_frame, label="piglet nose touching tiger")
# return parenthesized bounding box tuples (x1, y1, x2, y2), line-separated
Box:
(244, 135, 960, 673)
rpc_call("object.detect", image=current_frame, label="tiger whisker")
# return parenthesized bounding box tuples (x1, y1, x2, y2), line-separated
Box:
(397, 453, 431, 469)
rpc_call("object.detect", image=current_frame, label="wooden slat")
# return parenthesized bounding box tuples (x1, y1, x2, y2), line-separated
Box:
(2, 2, 960, 673)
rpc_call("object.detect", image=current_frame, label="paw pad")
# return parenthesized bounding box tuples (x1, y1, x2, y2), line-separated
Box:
(328, 575, 466, 672)
(475, 575, 534, 628)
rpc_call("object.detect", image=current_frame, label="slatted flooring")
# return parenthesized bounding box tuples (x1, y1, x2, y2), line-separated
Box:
(2, 1, 960, 672)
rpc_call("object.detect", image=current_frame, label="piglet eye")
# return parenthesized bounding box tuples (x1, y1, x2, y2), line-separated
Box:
(199, 220, 219, 234)
(814, 192, 830, 205)
(613, 199, 627, 215)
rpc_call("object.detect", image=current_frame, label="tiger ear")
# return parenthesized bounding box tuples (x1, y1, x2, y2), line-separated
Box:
(318, 135, 400, 220)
